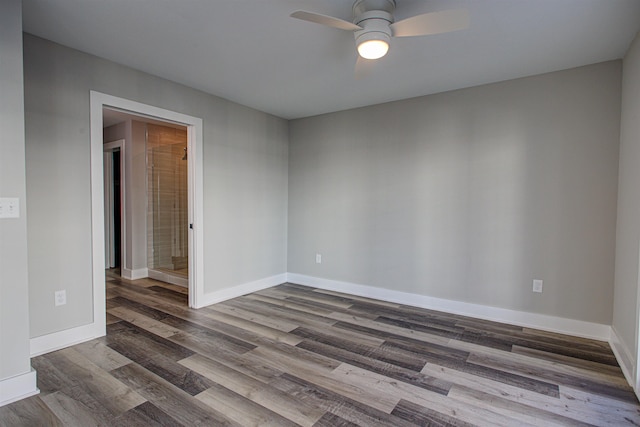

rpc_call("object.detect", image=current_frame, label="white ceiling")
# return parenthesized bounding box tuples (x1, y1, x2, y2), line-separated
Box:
(22, 0, 640, 120)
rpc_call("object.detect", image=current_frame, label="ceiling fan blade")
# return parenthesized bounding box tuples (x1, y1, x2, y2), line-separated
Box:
(290, 10, 362, 31)
(391, 9, 469, 37)
(354, 55, 374, 80)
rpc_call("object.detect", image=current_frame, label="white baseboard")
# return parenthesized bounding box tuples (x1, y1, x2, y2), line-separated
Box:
(609, 326, 637, 396)
(286, 273, 611, 342)
(197, 273, 287, 308)
(148, 269, 188, 287)
(0, 369, 39, 407)
(121, 267, 148, 280)
(30, 321, 104, 357)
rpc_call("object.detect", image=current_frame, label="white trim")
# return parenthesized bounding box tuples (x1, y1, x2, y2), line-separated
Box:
(610, 326, 638, 397)
(148, 269, 188, 288)
(90, 91, 205, 312)
(30, 321, 104, 357)
(635, 241, 640, 397)
(187, 122, 205, 309)
(89, 92, 107, 343)
(197, 274, 288, 308)
(286, 273, 612, 341)
(121, 267, 149, 281)
(0, 369, 39, 407)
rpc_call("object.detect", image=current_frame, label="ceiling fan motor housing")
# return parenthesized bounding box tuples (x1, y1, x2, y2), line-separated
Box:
(353, 2, 394, 52)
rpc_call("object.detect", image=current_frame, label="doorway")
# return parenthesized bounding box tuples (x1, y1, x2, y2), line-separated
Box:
(102, 112, 190, 288)
(90, 91, 205, 336)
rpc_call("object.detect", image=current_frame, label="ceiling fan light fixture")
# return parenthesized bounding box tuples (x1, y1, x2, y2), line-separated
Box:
(356, 32, 390, 59)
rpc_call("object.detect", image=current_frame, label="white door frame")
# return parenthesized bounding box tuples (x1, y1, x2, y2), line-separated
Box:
(90, 91, 205, 338)
(103, 139, 125, 269)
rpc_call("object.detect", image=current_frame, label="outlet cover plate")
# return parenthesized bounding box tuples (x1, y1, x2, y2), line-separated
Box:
(533, 279, 543, 293)
(0, 198, 20, 219)
(55, 290, 66, 306)
(316, 253, 322, 264)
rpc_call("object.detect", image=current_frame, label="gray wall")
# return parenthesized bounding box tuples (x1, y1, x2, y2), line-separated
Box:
(103, 120, 148, 275)
(613, 32, 640, 363)
(0, 0, 31, 379)
(289, 61, 621, 324)
(24, 35, 288, 338)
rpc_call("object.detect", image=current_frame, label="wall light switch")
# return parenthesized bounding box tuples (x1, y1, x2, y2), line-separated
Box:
(0, 198, 20, 219)
(533, 279, 543, 293)
(316, 253, 322, 264)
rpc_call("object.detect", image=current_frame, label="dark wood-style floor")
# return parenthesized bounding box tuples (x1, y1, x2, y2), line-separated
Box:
(1, 274, 639, 426)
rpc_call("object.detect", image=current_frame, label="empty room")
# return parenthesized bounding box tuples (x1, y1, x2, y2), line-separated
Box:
(3, 0, 640, 425)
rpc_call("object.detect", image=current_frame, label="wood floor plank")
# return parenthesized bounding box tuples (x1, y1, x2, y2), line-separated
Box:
(0, 396, 63, 427)
(330, 363, 538, 427)
(180, 353, 326, 426)
(72, 339, 133, 372)
(40, 390, 110, 426)
(110, 401, 184, 427)
(254, 288, 343, 317)
(147, 285, 189, 304)
(109, 296, 257, 354)
(312, 412, 360, 427)
(296, 338, 451, 394)
(558, 386, 640, 424)
(421, 363, 640, 425)
(391, 398, 477, 427)
(447, 384, 591, 426)
(291, 323, 386, 349)
(374, 315, 465, 338)
(108, 304, 261, 374)
(196, 383, 301, 427)
(329, 312, 452, 346)
(233, 294, 340, 328)
(106, 321, 216, 396)
(265, 283, 356, 309)
(109, 305, 182, 338)
(114, 289, 304, 347)
(311, 287, 402, 308)
(467, 351, 637, 402)
(450, 337, 627, 388)
(512, 345, 624, 377)
(247, 347, 400, 413)
(111, 362, 241, 426)
(270, 373, 417, 427)
(459, 328, 618, 365)
(55, 347, 146, 414)
(246, 292, 345, 320)
(211, 300, 301, 332)
(197, 307, 304, 346)
(331, 319, 558, 397)
(294, 328, 424, 371)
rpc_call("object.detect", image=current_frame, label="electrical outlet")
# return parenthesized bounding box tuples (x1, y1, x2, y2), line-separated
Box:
(0, 198, 20, 219)
(316, 253, 322, 264)
(532, 279, 543, 293)
(55, 290, 67, 306)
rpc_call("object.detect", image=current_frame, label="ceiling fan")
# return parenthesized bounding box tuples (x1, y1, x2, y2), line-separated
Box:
(290, 0, 470, 61)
